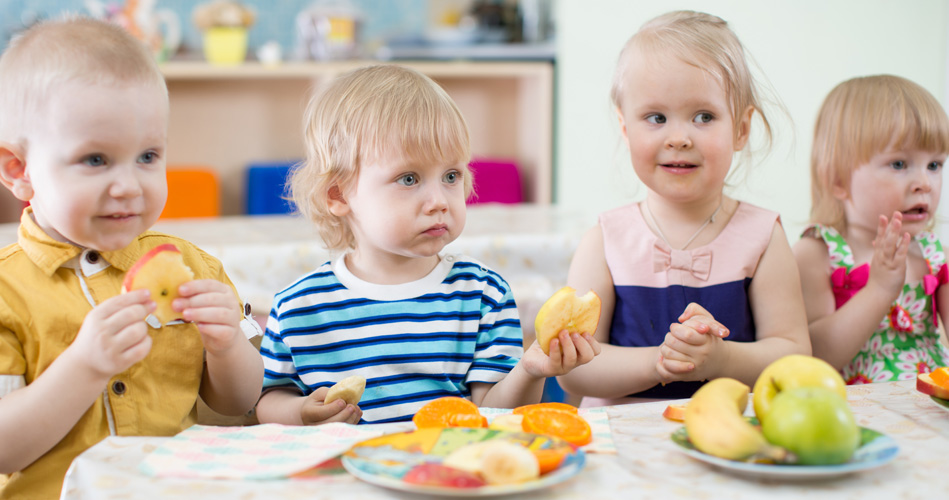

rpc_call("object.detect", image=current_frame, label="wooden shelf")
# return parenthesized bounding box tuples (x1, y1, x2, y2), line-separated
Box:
(160, 60, 553, 215)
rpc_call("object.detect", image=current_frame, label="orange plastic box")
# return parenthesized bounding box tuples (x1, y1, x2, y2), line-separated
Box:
(160, 167, 220, 219)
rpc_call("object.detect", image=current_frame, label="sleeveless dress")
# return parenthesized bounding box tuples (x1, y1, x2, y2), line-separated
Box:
(600, 201, 779, 399)
(804, 225, 949, 383)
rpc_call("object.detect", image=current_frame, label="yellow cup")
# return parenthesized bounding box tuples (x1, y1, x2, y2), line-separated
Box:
(203, 27, 247, 65)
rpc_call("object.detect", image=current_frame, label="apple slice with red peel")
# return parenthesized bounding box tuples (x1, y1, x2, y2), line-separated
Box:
(918, 370, 949, 400)
(533, 286, 601, 355)
(122, 243, 194, 326)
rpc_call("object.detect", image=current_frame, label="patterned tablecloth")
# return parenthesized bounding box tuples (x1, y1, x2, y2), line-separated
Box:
(60, 381, 949, 499)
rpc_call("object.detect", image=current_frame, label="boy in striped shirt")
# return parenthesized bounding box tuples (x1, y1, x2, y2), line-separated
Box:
(256, 65, 600, 425)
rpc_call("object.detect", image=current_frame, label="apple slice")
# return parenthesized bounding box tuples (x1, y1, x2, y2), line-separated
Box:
(533, 286, 601, 354)
(122, 243, 194, 326)
(324, 375, 366, 406)
(917, 371, 949, 400)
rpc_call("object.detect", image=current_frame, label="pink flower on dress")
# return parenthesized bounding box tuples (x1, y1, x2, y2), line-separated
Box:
(843, 356, 888, 384)
(888, 305, 914, 334)
(893, 350, 929, 379)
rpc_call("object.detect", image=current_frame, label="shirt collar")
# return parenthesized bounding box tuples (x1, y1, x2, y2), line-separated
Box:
(17, 207, 146, 276)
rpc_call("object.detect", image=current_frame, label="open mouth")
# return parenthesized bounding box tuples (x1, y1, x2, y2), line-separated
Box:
(901, 205, 930, 221)
(661, 163, 698, 169)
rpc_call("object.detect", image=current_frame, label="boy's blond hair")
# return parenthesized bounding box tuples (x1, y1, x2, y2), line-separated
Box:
(292, 64, 472, 250)
(810, 75, 949, 232)
(611, 10, 772, 148)
(0, 17, 167, 146)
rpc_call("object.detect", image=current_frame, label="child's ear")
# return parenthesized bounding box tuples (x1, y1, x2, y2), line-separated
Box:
(831, 180, 850, 200)
(734, 106, 755, 151)
(0, 142, 33, 201)
(615, 107, 631, 150)
(326, 184, 350, 216)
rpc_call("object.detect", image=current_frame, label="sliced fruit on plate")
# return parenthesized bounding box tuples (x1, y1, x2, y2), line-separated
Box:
(403, 463, 486, 488)
(513, 402, 578, 415)
(489, 414, 525, 432)
(662, 403, 687, 422)
(930, 367, 949, 389)
(413, 397, 484, 429)
(532, 447, 570, 475)
(917, 371, 949, 400)
(521, 407, 592, 446)
(447, 413, 488, 428)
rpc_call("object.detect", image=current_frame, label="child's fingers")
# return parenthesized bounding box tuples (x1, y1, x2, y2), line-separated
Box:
(659, 354, 695, 375)
(677, 302, 711, 322)
(575, 333, 602, 358)
(667, 323, 710, 346)
(176, 279, 232, 298)
(301, 397, 348, 425)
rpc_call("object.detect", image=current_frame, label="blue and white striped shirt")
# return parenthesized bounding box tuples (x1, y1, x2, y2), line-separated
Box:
(260, 254, 524, 424)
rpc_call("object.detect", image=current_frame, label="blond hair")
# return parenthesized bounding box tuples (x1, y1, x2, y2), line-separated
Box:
(810, 75, 949, 232)
(611, 10, 772, 149)
(292, 64, 472, 250)
(0, 17, 167, 145)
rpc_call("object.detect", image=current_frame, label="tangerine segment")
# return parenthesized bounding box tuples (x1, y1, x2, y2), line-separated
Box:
(931, 367, 949, 390)
(521, 408, 592, 446)
(512, 402, 578, 415)
(447, 413, 488, 428)
(413, 397, 481, 428)
(531, 447, 570, 475)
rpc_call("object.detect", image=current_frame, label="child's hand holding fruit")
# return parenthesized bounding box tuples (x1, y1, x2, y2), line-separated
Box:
(657, 302, 730, 383)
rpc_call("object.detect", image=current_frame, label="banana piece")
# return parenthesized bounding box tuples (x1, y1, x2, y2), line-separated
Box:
(488, 414, 525, 432)
(479, 441, 540, 485)
(684, 378, 787, 462)
(324, 375, 366, 406)
(442, 441, 540, 485)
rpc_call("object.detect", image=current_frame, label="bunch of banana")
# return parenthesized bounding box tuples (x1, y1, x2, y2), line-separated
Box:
(684, 378, 787, 462)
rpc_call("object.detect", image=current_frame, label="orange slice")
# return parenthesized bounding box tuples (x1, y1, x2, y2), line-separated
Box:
(521, 408, 592, 446)
(447, 413, 488, 428)
(512, 402, 578, 415)
(931, 367, 949, 390)
(662, 403, 687, 422)
(413, 397, 481, 429)
(531, 447, 570, 475)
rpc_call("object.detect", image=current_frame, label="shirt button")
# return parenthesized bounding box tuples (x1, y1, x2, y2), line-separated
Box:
(86, 251, 100, 264)
(111, 380, 126, 395)
(244, 303, 252, 316)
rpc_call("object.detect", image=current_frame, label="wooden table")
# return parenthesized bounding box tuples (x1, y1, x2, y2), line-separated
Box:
(60, 380, 949, 499)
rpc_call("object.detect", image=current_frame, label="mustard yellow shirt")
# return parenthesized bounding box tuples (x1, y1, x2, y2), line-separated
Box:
(0, 211, 251, 499)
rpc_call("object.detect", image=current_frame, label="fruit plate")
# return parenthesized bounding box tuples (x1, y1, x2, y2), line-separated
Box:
(670, 426, 898, 481)
(341, 427, 585, 496)
(931, 396, 949, 413)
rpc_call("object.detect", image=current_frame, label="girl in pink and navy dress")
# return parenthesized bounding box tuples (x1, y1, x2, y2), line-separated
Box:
(557, 11, 811, 405)
(794, 75, 949, 383)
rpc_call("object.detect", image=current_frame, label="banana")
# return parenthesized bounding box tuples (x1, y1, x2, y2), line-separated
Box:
(488, 414, 525, 432)
(324, 375, 366, 406)
(684, 378, 787, 462)
(479, 441, 540, 485)
(442, 441, 540, 485)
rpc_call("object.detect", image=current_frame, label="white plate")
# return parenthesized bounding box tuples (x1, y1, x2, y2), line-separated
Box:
(671, 426, 898, 481)
(341, 427, 585, 496)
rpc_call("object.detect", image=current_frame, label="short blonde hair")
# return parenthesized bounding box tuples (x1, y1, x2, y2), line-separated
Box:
(292, 64, 472, 250)
(0, 17, 167, 145)
(810, 75, 949, 232)
(611, 10, 772, 149)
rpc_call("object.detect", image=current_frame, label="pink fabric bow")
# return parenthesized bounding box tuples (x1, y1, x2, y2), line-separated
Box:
(923, 263, 948, 317)
(830, 264, 869, 309)
(653, 242, 712, 281)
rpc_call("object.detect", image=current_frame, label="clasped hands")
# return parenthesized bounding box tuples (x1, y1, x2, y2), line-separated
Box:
(656, 302, 730, 384)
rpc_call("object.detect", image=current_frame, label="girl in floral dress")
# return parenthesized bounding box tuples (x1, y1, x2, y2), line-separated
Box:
(795, 75, 949, 383)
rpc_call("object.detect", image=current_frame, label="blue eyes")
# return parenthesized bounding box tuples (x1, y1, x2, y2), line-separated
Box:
(80, 151, 159, 166)
(397, 170, 461, 186)
(82, 154, 106, 167)
(928, 161, 943, 171)
(887, 160, 943, 171)
(645, 113, 713, 124)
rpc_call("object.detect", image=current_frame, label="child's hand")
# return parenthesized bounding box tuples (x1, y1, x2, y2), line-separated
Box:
(656, 303, 727, 383)
(70, 289, 155, 379)
(522, 330, 601, 377)
(173, 280, 244, 354)
(868, 212, 910, 300)
(300, 387, 363, 425)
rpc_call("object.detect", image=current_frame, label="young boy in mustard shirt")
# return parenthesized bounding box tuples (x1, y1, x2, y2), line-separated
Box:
(0, 18, 263, 499)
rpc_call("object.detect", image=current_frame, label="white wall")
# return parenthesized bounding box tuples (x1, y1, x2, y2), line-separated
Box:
(554, 0, 949, 241)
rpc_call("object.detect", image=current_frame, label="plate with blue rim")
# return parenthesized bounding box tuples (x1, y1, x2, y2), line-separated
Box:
(670, 422, 898, 481)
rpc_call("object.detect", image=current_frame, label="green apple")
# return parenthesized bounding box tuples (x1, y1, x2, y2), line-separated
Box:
(753, 354, 847, 423)
(761, 387, 860, 465)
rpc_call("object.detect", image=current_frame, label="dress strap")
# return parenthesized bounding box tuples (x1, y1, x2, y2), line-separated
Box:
(802, 224, 855, 272)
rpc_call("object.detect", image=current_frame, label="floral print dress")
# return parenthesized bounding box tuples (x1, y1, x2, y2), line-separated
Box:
(805, 225, 949, 383)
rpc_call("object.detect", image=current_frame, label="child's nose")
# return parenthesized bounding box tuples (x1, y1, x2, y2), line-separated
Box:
(665, 124, 692, 150)
(424, 185, 449, 213)
(109, 166, 145, 198)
